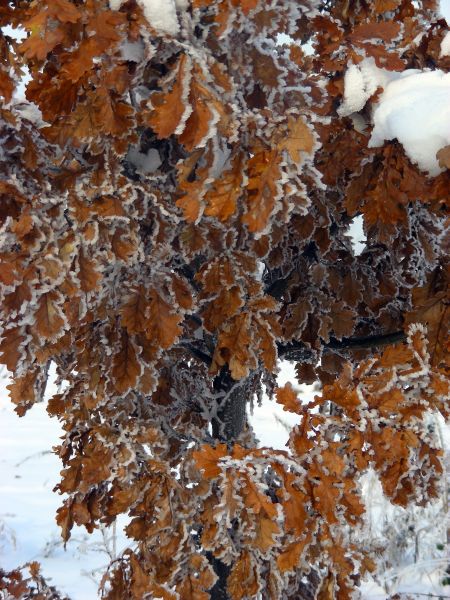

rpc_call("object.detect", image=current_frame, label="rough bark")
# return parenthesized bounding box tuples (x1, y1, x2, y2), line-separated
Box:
(207, 368, 249, 598)
(211, 369, 248, 442)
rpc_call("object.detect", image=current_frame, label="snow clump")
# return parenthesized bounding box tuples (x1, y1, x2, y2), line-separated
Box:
(369, 69, 450, 176)
(440, 30, 450, 57)
(110, 0, 183, 36)
(339, 58, 450, 176)
(338, 59, 396, 116)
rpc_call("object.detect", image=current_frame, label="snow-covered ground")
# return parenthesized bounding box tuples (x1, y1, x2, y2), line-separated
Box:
(0, 362, 307, 598)
(1, 363, 449, 599)
(0, 366, 295, 599)
(0, 374, 118, 599)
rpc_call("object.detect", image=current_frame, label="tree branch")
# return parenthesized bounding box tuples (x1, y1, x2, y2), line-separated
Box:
(179, 329, 407, 366)
(327, 330, 406, 350)
(177, 341, 212, 365)
(278, 330, 406, 361)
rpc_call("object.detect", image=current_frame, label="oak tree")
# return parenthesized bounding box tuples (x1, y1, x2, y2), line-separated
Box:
(0, 0, 449, 598)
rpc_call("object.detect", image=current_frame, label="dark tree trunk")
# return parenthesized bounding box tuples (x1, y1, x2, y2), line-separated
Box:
(203, 368, 335, 599)
(206, 368, 249, 599)
(206, 553, 232, 600)
(211, 368, 248, 442)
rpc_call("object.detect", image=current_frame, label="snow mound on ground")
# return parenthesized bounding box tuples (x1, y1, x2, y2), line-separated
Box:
(339, 58, 450, 176)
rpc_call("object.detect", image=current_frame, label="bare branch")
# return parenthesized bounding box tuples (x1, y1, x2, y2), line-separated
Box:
(279, 330, 406, 361)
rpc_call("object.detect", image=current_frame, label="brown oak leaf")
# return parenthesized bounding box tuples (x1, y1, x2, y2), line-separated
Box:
(112, 330, 142, 393)
(147, 54, 192, 139)
(242, 150, 281, 234)
(275, 382, 302, 414)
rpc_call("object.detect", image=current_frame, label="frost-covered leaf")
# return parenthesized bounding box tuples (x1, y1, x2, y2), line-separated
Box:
(275, 382, 301, 414)
(147, 54, 192, 139)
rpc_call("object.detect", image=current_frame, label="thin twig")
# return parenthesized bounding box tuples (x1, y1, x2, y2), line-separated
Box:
(394, 594, 450, 599)
(179, 330, 407, 367)
(15, 450, 53, 467)
(279, 330, 407, 360)
(177, 341, 212, 365)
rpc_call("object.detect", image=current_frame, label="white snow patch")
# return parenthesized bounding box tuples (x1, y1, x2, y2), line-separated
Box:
(440, 30, 450, 57)
(440, 0, 450, 21)
(0, 370, 127, 599)
(127, 146, 162, 174)
(110, 0, 183, 35)
(339, 63, 369, 116)
(13, 101, 45, 127)
(109, 0, 125, 9)
(138, 0, 180, 36)
(338, 58, 397, 117)
(348, 215, 366, 256)
(339, 58, 450, 176)
(120, 39, 145, 62)
(369, 69, 450, 176)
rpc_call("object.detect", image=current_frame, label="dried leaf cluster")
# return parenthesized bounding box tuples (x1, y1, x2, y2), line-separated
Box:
(0, 0, 448, 598)
(0, 562, 70, 599)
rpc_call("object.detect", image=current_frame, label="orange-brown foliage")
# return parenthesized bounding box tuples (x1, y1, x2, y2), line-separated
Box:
(0, 0, 448, 598)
